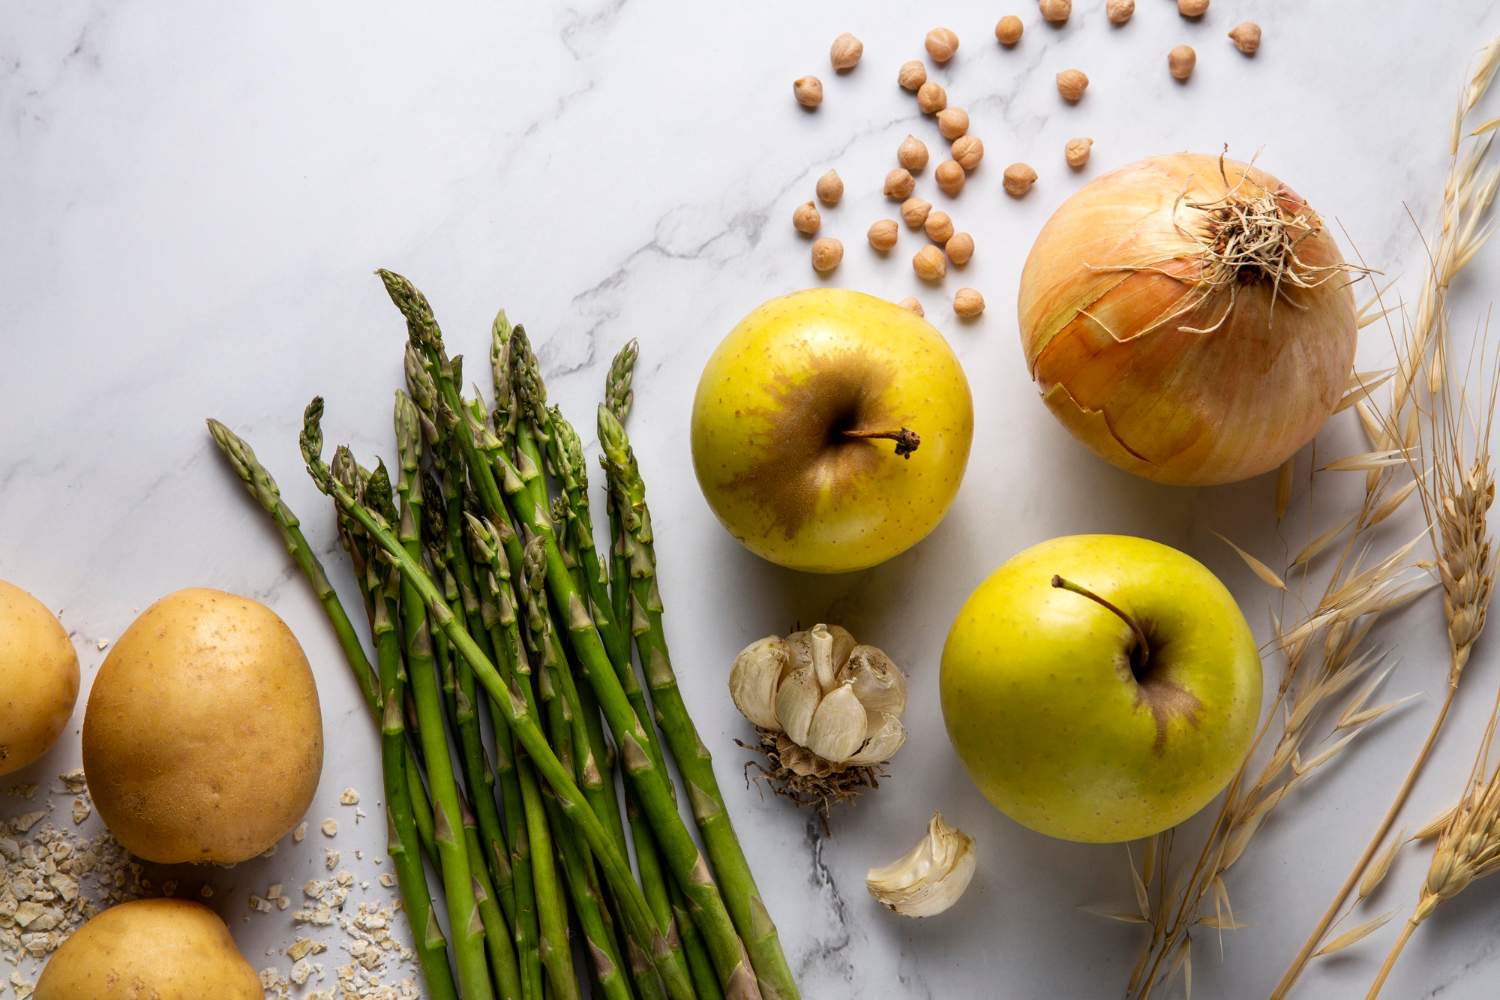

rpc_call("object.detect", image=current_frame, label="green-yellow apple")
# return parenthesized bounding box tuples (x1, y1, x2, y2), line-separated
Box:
(691, 288, 973, 573)
(940, 534, 1261, 842)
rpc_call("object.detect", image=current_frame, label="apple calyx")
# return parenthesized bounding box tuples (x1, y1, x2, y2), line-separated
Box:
(841, 427, 921, 458)
(1049, 575, 1150, 670)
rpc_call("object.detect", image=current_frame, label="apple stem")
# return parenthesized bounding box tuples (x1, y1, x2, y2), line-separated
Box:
(1050, 575, 1150, 669)
(841, 427, 921, 458)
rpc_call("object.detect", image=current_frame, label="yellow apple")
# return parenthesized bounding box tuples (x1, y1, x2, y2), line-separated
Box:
(940, 535, 1261, 842)
(691, 288, 974, 573)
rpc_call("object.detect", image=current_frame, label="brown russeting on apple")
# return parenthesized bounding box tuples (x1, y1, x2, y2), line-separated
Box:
(720, 350, 918, 538)
(1050, 574, 1203, 751)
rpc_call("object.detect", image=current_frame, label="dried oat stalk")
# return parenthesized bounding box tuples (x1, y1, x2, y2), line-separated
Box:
(1271, 36, 1500, 994)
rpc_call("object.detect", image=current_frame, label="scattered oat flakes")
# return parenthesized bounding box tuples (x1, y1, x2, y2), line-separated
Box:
(161, 881, 176, 897)
(58, 771, 86, 794)
(200, 885, 213, 898)
(70, 799, 89, 825)
(340, 789, 360, 806)
(294, 821, 307, 842)
(321, 819, 338, 838)
(261, 842, 277, 858)
(11, 813, 45, 834)
(249, 895, 273, 914)
(379, 874, 396, 888)
(326, 849, 340, 871)
(95, 639, 108, 651)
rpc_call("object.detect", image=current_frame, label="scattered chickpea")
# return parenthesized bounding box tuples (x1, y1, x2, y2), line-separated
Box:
(946, 232, 975, 265)
(937, 107, 970, 140)
(925, 27, 960, 63)
(1056, 69, 1089, 102)
(1039, 0, 1071, 23)
(816, 169, 844, 204)
(995, 15, 1024, 45)
(935, 159, 966, 195)
(1169, 45, 1196, 80)
(811, 237, 844, 272)
(1065, 136, 1093, 168)
(898, 135, 930, 171)
(899, 60, 928, 91)
(830, 32, 863, 70)
(951, 134, 985, 171)
(884, 168, 916, 199)
(954, 288, 986, 318)
(1003, 162, 1038, 197)
(1229, 22, 1262, 54)
(924, 211, 955, 243)
(794, 76, 823, 108)
(913, 245, 947, 280)
(917, 81, 948, 115)
(1178, 0, 1208, 16)
(901, 197, 933, 228)
(898, 296, 925, 317)
(868, 219, 900, 251)
(1107, 0, 1134, 25)
(793, 201, 821, 234)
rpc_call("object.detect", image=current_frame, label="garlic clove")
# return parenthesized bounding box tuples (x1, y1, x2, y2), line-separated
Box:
(775, 658, 822, 746)
(838, 645, 907, 728)
(810, 624, 838, 693)
(730, 636, 790, 731)
(826, 624, 857, 672)
(865, 813, 977, 918)
(846, 712, 907, 766)
(804, 682, 868, 763)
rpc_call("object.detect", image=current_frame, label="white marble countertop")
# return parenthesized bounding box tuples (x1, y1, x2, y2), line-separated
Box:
(7, 1, 1500, 997)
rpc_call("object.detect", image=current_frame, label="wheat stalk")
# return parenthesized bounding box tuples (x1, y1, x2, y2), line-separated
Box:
(1363, 345, 1499, 999)
(1271, 36, 1500, 995)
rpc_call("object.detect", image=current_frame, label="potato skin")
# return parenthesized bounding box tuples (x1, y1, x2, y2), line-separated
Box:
(35, 897, 261, 1000)
(0, 579, 80, 776)
(82, 588, 323, 863)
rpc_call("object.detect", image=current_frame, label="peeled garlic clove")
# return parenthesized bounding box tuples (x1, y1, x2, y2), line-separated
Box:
(730, 636, 790, 731)
(804, 682, 867, 763)
(865, 813, 977, 918)
(775, 659, 821, 746)
(845, 712, 907, 766)
(838, 645, 907, 727)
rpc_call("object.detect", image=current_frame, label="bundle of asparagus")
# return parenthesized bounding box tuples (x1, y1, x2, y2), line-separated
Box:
(208, 270, 799, 1000)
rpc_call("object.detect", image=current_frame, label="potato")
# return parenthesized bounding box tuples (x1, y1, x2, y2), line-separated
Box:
(35, 897, 261, 999)
(82, 588, 322, 863)
(0, 579, 80, 776)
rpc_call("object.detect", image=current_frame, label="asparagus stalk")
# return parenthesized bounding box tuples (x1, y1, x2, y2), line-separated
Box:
(382, 273, 755, 999)
(599, 400, 799, 1000)
(359, 460, 494, 1000)
(372, 534, 459, 1000)
(397, 396, 523, 1000)
(205, 421, 441, 871)
(302, 401, 696, 1000)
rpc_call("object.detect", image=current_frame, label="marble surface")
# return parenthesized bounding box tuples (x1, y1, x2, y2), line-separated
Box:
(7, 1, 1500, 997)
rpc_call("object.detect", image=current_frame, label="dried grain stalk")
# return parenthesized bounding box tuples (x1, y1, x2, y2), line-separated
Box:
(1271, 36, 1500, 991)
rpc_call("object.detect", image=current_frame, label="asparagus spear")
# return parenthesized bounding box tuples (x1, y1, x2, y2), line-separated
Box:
(205, 420, 444, 898)
(397, 396, 524, 1000)
(380, 272, 758, 1000)
(599, 398, 799, 1000)
(361, 460, 495, 1000)
(302, 400, 697, 1000)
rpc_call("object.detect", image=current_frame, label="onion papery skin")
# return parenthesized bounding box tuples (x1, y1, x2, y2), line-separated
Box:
(1017, 153, 1357, 486)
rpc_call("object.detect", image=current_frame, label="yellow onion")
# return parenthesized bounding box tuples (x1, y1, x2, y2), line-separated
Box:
(1018, 152, 1357, 486)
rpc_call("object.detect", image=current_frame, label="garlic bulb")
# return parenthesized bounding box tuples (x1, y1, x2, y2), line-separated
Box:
(729, 624, 907, 773)
(866, 813, 977, 917)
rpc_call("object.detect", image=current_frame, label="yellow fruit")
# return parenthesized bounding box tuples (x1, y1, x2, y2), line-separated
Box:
(941, 535, 1261, 841)
(82, 588, 322, 863)
(691, 288, 973, 573)
(0, 579, 79, 776)
(35, 898, 261, 1000)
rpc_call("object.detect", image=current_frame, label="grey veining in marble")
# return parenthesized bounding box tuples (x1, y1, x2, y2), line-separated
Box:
(6, 2, 1500, 997)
